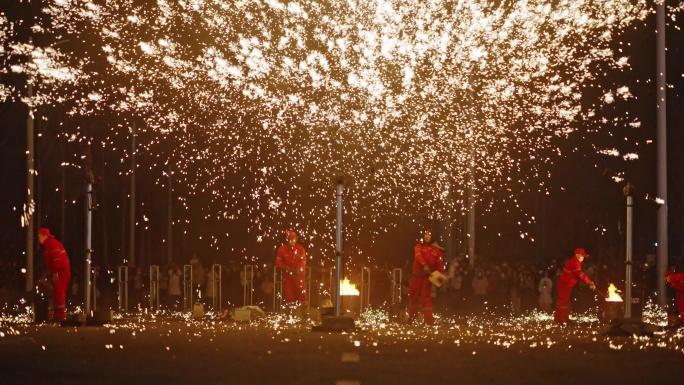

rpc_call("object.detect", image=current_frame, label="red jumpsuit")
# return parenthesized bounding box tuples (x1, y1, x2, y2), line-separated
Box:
(42, 236, 71, 321)
(408, 243, 445, 325)
(275, 243, 308, 304)
(554, 255, 591, 323)
(666, 272, 684, 323)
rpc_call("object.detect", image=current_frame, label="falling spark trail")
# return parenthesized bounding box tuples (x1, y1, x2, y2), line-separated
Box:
(1, 0, 678, 263)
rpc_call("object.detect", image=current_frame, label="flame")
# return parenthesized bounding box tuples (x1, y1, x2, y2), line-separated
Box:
(340, 278, 360, 296)
(606, 283, 623, 302)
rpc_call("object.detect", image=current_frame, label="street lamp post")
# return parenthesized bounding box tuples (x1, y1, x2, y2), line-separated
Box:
(82, 145, 95, 316)
(655, 0, 668, 308)
(313, 173, 356, 332)
(129, 121, 136, 265)
(167, 163, 173, 265)
(623, 183, 635, 318)
(26, 69, 35, 294)
(334, 173, 345, 317)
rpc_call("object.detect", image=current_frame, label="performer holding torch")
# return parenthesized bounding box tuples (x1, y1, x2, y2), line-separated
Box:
(554, 248, 596, 324)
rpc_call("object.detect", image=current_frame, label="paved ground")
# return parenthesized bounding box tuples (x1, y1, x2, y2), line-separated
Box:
(1, 308, 684, 385)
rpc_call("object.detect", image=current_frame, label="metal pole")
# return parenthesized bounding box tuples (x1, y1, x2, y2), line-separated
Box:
(84, 145, 94, 316)
(211, 264, 221, 312)
(391, 268, 402, 304)
(467, 163, 476, 268)
(624, 184, 634, 318)
(129, 122, 136, 265)
(655, 0, 668, 307)
(335, 174, 344, 317)
(329, 267, 335, 299)
(167, 163, 173, 265)
(273, 266, 282, 313)
(118, 266, 128, 313)
(467, 77, 476, 269)
(360, 267, 371, 313)
(149, 265, 159, 312)
(90, 267, 98, 311)
(25, 42, 35, 293)
(243, 265, 254, 306)
(183, 264, 192, 311)
(305, 266, 311, 310)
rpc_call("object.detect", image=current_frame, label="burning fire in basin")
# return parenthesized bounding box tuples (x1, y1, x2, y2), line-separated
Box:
(340, 278, 360, 315)
(605, 284, 623, 302)
(339, 278, 360, 296)
(601, 283, 624, 321)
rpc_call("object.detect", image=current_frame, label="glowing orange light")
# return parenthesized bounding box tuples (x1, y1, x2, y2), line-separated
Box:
(606, 283, 623, 302)
(340, 278, 359, 296)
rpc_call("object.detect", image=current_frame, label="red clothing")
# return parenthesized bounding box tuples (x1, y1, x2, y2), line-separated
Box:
(666, 272, 684, 323)
(275, 243, 307, 304)
(554, 255, 591, 323)
(409, 243, 445, 325)
(412, 243, 445, 277)
(558, 256, 592, 287)
(42, 237, 71, 321)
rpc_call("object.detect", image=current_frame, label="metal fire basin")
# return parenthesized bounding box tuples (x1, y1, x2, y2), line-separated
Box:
(600, 301, 624, 322)
(341, 295, 360, 316)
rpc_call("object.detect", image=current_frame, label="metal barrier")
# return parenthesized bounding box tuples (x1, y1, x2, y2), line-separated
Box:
(149, 265, 160, 312)
(90, 266, 99, 312)
(118, 266, 128, 313)
(389, 268, 405, 322)
(273, 266, 283, 312)
(329, 267, 336, 296)
(305, 266, 312, 304)
(211, 264, 222, 312)
(243, 265, 254, 306)
(359, 267, 371, 312)
(182, 264, 193, 312)
(391, 268, 403, 304)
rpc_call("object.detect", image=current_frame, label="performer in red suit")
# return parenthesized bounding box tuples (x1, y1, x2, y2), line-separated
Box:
(554, 248, 595, 323)
(38, 228, 71, 321)
(275, 230, 308, 306)
(665, 270, 684, 324)
(408, 230, 445, 325)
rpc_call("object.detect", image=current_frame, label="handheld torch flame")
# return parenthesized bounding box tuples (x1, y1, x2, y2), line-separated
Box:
(606, 283, 623, 302)
(340, 278, 360, 296)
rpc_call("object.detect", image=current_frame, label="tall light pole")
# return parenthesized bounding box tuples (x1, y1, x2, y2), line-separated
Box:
(167, 163, 173, 265)
(466, 75, 477, 268)
(82, 145, 95, 315)
(655, 0, 668, 307)
(334, 173, 345, 317)
(467, 147, 476, 268)
(25, 59, 35, 294)
(129, 121, 136, 265)
(623, 183, 635, 318)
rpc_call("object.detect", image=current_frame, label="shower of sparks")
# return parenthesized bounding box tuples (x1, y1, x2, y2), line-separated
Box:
(2, 1, 681, 265)
(2, 304, 684, 358)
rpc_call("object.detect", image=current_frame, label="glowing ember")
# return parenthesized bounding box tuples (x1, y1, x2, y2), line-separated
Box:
(2, 0, 681, 260)
(340, 278, 360, 296)
(606, 284, 623, 302)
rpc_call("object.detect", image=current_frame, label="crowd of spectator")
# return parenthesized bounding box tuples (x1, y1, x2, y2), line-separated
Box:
(0, 251, 665, 317)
